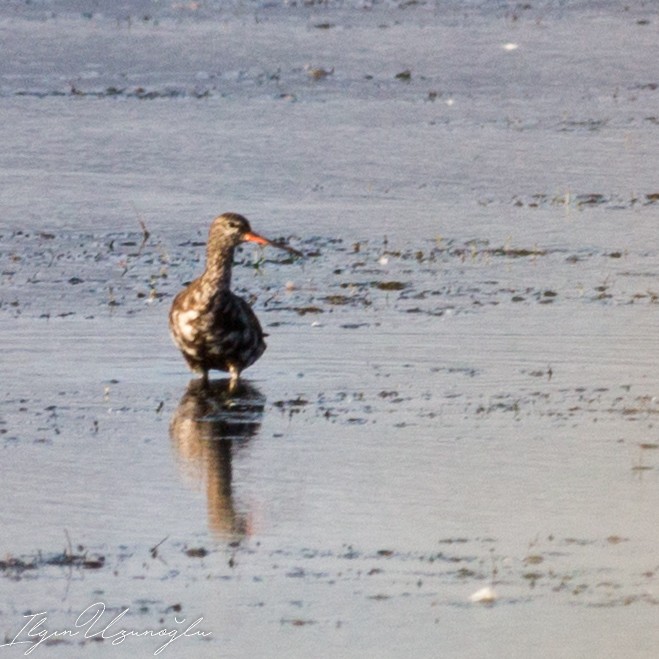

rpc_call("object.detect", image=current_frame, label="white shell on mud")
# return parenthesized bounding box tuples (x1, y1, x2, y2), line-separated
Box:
(469, 586, 498, 604)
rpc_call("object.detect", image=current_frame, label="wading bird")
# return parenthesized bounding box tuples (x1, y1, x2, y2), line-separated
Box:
(169, 213, 301, 385)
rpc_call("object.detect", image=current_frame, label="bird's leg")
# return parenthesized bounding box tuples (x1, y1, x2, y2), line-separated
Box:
(201, 369, 210, 389)
(228, 364, 240, 393)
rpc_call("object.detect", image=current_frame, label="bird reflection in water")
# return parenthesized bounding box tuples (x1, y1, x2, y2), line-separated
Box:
(169, 378, 265, 539)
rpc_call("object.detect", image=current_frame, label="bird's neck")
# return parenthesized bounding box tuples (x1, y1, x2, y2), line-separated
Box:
(202, 243, 234, 292)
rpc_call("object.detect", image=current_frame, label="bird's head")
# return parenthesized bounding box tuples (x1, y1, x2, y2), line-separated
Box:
(210, 213, 302, 256)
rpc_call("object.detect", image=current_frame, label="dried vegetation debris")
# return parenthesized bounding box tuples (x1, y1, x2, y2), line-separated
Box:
(269, 380, 659, 438)
(0, 547, 105, 578)
(1, 224, 658, 321)
(2, 533, 655, 609)
(507, 191, 659, 210)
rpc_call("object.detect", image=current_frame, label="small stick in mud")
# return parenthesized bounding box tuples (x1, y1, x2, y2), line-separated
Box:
(64, 528, 74, 558)
(150, 535, 169, 559)
(132, 203, 151, 257)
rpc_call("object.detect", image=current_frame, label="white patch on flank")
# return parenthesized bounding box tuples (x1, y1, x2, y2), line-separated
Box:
(177, 309, 200, 342)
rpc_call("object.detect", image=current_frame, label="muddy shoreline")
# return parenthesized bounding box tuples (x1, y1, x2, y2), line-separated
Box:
(2, 1, 659, 657)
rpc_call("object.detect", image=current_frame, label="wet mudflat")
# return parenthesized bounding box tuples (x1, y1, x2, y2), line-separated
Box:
(1, 1, 659, 657)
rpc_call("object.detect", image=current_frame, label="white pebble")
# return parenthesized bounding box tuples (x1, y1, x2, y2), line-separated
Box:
(469, 586, 497, 604)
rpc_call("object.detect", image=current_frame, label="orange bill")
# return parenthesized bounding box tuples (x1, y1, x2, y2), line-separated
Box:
(243, 231, 303, 257)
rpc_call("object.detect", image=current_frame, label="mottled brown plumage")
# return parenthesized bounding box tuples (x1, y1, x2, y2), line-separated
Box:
(169, 213, 301, 384)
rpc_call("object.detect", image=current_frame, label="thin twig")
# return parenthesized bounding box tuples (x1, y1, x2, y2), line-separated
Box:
(132, 203, 151, 257)
(150, 535, 169, 559)
(63, 528, 74, 557)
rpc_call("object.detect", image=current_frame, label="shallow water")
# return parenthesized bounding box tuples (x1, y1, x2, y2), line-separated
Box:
(1, 1, 659, 657)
